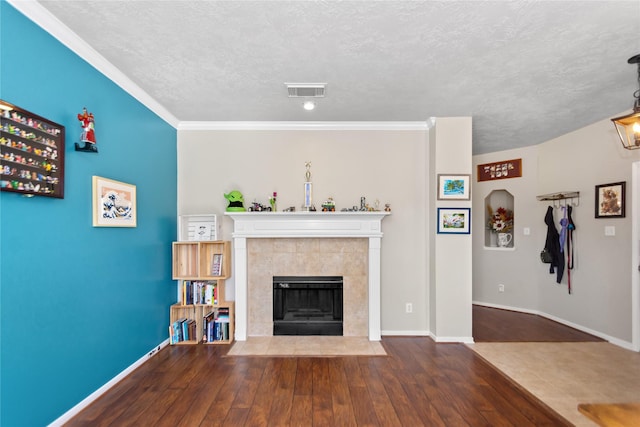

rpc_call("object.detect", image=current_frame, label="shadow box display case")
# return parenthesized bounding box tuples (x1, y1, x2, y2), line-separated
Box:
(0, 100, 65, 198)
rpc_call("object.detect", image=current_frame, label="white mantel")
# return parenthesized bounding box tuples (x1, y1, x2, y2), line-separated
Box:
(225, 212, 389, 341)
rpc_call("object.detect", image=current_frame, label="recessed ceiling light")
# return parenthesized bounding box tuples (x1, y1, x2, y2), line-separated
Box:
(303, 101, 316, 111)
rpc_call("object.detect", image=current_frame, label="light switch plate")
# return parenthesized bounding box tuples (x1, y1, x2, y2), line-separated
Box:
(605, 226, 616, 236)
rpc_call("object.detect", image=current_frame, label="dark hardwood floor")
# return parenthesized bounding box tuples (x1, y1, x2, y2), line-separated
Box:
(64, 306, 596, 426)
(472, 304, 604, 343)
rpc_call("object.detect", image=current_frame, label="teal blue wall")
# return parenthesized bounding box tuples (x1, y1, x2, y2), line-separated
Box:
(0, 3, 177, 425)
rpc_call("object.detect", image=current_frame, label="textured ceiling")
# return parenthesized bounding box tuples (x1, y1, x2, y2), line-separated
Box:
(31, 1, 640, 154)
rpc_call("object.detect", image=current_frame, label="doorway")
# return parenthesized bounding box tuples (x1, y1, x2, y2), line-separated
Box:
(630, 161, 640, 351)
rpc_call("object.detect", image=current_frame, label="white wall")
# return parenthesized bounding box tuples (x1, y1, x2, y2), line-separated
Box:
(431, 117, 473, 341)
(178, 116, 638, 346)
(473, 117, 640, 347)
(473, 145, 540, 309)
(177, 128, 430, 334)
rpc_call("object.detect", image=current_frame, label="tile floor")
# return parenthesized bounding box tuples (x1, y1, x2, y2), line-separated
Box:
(226, 336, 386, 356)
(469, 341, 640, 426)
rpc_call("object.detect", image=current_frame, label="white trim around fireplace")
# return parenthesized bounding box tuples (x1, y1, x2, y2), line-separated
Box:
(225, 212, 390, 341)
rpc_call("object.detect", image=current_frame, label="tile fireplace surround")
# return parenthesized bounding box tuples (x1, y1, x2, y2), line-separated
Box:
(225, 212, 389, 341)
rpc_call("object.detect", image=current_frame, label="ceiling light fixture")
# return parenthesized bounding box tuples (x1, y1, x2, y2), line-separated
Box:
(611, 54, 640, 149)
(285, 83, 326, 111)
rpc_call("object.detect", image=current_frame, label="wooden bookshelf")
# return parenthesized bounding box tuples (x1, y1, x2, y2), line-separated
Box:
(172, 241, 231, 280)
(169, 302, 235, 345)
(170, 240, 234, 344)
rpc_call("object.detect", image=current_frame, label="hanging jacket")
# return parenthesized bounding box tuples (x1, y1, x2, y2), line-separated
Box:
(566, 205, 576, 294)
(544, 206, 564, 283)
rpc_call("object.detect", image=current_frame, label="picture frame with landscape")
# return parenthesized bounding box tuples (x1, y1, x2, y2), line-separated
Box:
(92, 176, 137, 227)
(437, 174, 471, 200)
(437, 207, 471, 234)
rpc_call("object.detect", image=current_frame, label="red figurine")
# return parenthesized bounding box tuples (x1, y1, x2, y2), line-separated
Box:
(75, 107, 97, 152)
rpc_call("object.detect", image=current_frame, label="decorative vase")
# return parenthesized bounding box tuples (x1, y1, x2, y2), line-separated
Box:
(497, 232, 512, 247)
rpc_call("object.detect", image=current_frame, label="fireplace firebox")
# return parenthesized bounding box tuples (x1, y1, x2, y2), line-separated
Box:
(273, 276, 343, 336)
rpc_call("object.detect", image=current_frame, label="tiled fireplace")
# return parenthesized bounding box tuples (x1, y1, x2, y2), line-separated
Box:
(225, 212, 389, 341)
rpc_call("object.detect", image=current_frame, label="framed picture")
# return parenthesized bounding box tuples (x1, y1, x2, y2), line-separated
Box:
(211, 253, 223, 276)
(437, 208, 471, 234)
(595, 181, 625, 218)
(477, 158, 522, 182)
(180, 214, 218, 241)
(437, 174, 471, 200)
(92, 176, 137, 227)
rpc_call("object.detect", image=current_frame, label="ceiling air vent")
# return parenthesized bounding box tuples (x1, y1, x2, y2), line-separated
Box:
(285, 83, 326, 98)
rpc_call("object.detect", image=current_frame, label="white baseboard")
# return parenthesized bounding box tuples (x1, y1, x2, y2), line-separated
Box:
(48, 339, 170, 426)
(381, 330, 430, 337)
(381, 331, 476, 344)
(381, 330, 473, 344)
(472, 301, 634, 351)
(432, 335, 475, 344)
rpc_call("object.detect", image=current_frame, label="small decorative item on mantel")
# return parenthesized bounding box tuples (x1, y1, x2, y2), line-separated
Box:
(75, 107, 98, 153)
(302, 161, 315, 211)
(269, 191, 277, 211)
(321, 197, 336, 211)
(487, 205, 514, 247)
(224, 190, 246, 212)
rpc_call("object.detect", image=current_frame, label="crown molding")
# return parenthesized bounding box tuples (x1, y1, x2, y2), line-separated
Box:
(8, 1, 433, 133)
(7, 0, 180, 129)
(177, 121, 430, 131)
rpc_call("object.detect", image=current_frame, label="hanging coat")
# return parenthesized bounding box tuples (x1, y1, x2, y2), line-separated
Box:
(566, 205, 576, 294)
(544, 206, 564, 283)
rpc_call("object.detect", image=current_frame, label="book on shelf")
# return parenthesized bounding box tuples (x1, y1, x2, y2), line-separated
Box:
(222, 323, 229, 341)
(187, 319, 196, 341)
(172, 317, 188, 343)
(202, 310, 215, 342)
(182, 280, 217, 305)
(202, 307, 231, 342)
(204, 281, 217, 305)
(181, 280, 197, 305)
(169, 325, 177, 344)
(181, 319, 189, 341)
(217, 307, 230, 322)
(211, 253, 223, 276)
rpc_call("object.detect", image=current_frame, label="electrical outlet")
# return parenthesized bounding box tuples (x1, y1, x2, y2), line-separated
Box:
(406, 303, 413, 313)
(498, 284, 505, 293)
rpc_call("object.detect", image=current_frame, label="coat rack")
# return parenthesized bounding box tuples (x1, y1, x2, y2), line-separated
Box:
(536, 191, 580, 207)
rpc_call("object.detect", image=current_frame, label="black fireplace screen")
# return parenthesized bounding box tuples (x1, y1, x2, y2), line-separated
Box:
(272, 276, 343, 336)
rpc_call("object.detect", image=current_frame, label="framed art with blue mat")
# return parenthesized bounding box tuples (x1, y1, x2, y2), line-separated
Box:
(437, 207, 471, 234)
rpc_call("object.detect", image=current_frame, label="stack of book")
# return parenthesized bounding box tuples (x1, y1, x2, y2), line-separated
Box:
(169, 318, 196, 344)
(202, 307, 230, 342)
(181, 280, 217, 305)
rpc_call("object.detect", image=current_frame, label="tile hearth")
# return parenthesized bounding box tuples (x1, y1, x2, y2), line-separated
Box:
(226, 336, 387, 356)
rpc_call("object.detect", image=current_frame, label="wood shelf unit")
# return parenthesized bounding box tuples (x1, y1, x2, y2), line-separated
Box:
(169, 302, 235, 345)
(198, 241, 231, 279)
(172, 240, 231, 280)
(170, 240, 234, 344)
